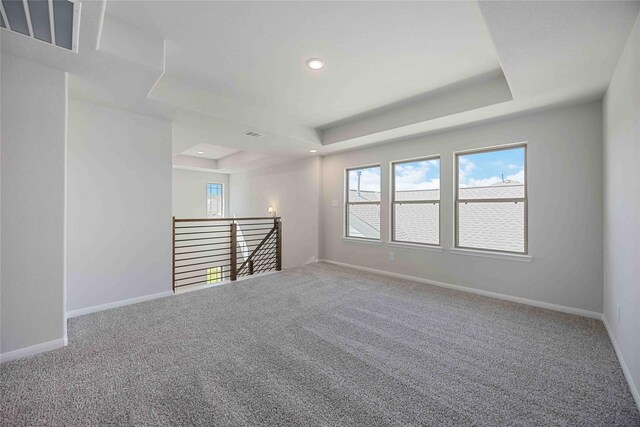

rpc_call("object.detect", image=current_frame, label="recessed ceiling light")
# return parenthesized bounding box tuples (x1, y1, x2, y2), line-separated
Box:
(309, 149, 318, 153)
(197, 151, 204, 154)
(306, 58, 324, 70)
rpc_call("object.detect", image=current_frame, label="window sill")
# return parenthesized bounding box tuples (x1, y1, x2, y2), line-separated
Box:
(449, 248, 532, 262)
(387, 242, 443, 253)
(341, 237, 383, 246)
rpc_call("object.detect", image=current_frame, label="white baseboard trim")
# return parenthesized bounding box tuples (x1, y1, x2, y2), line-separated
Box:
(66, 290, 173, 318)
(602, 316, 640, 412)
(318, 259, 602, 319)
(0, 337, 67, 364)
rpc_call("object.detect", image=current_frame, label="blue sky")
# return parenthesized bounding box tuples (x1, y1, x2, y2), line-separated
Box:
(349, 167, 381, 192)
(348, 147, 524, 192)
(394, 159, 440, 191)
(459, 146, 525, 187)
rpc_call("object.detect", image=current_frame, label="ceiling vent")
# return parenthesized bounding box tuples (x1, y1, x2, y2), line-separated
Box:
(0, 0, 80, 52)
(242, 131, 263, 138)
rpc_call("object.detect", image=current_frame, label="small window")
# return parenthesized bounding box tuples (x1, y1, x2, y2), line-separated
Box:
(392, 157, 440, 245)
(207, 267, 222, 284)
(456, 144, 527, 254)
(207, 183, 223, 218)
(346, 165, 381, 240)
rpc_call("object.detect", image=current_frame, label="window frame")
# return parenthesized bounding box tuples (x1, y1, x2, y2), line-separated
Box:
(206, 182, 224, 218)
(454, 143, 528, 255)
(391, 155, 441, 246)
(344, 164, 381, 241)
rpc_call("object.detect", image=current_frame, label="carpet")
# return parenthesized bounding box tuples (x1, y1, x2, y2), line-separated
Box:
(1, 262, 639, 426)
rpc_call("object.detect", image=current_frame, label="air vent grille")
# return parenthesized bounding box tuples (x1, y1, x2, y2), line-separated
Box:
(0, 0, 80, 52)
(242, 131, 263, 138)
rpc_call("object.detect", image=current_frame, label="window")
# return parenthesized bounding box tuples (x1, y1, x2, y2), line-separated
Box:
(455, 144, 527, 254)
(207, 183, 223, 218)
(207, 267, 222, 284)
(346, 165, 381, 240)
(392, 157, 440, 245)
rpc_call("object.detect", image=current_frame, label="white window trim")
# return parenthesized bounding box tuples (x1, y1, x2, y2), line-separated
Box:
(341, 236, 383, 245)
(390, 155, 441, 247)
(449, 247, 532, 263)
(344, 164, 381, 240)
(206, 182, 225, 218)
(386, 241, 443, 253)
(454, 143, 528, 255)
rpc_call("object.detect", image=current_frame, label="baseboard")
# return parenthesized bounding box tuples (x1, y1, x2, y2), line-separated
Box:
(318, 259, 602, 319)
(66, 290, 173, 318)
(602, 316, 640, 412)
(0, 337, 67, 364)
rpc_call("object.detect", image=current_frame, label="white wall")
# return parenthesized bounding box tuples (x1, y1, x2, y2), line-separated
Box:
(229, 157, 320, 268)
(172, 168, 229, 218)
(603, 13, 640, 405)
(321, 102, 604, 313)
(1, 54, 67, 355)
(67, 100, 172, 312)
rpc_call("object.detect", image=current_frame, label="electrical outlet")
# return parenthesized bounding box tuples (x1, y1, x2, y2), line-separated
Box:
(617, 305, 621, 323)
(389, 252, 395, 261)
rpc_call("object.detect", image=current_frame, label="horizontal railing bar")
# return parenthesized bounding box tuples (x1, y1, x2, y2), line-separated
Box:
(236, 222, 279, 227)
(176, 266, 231, 276)
(176, 245, 229, 255)
(177, 272, 230, 280)
(175, 279, 217, 288)
(175, 259, 233, 269)
(252, 255, 277, 263)
(237, 231, 275, 238)
(237, 226, 274, 230)
(239, 237, 277, 244)
(250, 247, 277, 259)
(175, 225, 231, 229)
(255, 262, 277, 271)
(176, 254, 231, 262)
(244, 261, 276, 271)
(175, 254, 234, 262)
(175, 217, 280, 223)
(456, 198, 526, 203)
(176, 270, 232, 282)
(250, 259, 276, 268)
(176, 243, 230, 250)
(175, 230, 231, 236)
(176, 266, 231, 275)
(253, 253, 277, 262)
(176, 236, 233, 243)
(253, 246, 277, 255)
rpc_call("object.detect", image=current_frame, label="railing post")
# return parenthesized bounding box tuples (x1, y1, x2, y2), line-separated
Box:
(276, 218, 282, 271)
(249, 260, 254, 275)
(172, 216, 176, 293)
(230, 221, 237, 281)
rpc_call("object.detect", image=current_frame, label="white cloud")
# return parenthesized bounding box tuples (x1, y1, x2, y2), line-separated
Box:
(349, 168, 380, 191)
(462, 168, 525, 188)
(458, 157, 476, 185)
(394, 160, 440, 190)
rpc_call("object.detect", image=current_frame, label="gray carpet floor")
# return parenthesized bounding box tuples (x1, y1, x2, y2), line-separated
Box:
(1, 262, 639, 426)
